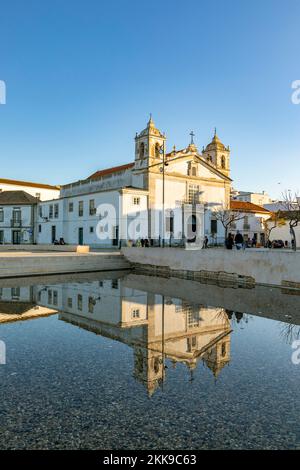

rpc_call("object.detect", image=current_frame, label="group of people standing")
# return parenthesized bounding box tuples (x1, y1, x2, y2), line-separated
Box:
(225, 231, 250, 250)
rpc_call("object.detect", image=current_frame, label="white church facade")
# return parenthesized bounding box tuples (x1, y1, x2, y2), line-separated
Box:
(35, 117, 232, 247)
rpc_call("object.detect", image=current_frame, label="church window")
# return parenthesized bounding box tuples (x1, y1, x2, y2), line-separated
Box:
(187, 307, 200, 328)
(139, 142, 145, 159)
(221, 155, 226, 169)
(133, 197, 140, 205)
(187, 336, 197, 352)
(191, 167, 197, 177)
(155, 142, 161, 158)
(188, 184, 199, 204)
(132, 309, 140, 319)
(221, 343, 226, 357)
(153, 357, 160, 374)
(111, 279, 118, 289)
(39, 206, 42, 218)
(38, 224, 42, 233)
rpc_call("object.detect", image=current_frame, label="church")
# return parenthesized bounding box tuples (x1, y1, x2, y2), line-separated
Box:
(36, 117, 231, 247)
(36, 116, 232, 247)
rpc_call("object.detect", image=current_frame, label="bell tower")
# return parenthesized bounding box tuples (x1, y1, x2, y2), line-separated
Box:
(134, 115, 166, 170)
(202, 129, 230, 177)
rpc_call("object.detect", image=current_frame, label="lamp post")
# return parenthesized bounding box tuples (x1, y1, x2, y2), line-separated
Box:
(159, 141, 168, 247)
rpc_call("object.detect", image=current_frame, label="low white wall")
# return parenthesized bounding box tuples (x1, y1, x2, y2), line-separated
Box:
(0, 244, 82, 252)
(0, 253, 130, 278)
(122, 247, 300, 287)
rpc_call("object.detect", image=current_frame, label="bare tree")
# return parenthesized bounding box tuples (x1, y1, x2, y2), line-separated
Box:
(212, 206, 245, 243)
(281, 191, 300, 251)
(263, 211, 286, 246)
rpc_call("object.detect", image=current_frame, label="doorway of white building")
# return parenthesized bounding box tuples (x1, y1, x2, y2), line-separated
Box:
(51, 226, 56, 243)
(12, 230, 21, 244)
(113, 225, 119, 246)
(78, 227, 83, 245)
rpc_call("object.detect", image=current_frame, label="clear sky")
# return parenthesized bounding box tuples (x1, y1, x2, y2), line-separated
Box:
(0, 0, 300, 198)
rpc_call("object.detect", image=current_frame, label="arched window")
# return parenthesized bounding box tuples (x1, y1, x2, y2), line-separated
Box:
(153, 357, 160, 374)
(221, 155, 226, 169)
(155, 142, 161, 158)
(139, 142, 145, 159)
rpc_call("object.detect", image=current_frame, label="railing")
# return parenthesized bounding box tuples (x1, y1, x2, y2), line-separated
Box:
(10, 219, 22, 228)
(177, 198, 202, 206)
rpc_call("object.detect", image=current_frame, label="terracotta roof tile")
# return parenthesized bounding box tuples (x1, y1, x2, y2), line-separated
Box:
(89, 163, 134, 179)
(0, 178, 59, 190)
(0, 191, 39, 205)
(230, 200, 271, 214)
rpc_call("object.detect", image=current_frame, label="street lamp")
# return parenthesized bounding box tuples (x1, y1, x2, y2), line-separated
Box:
(159, 141, 168, 247)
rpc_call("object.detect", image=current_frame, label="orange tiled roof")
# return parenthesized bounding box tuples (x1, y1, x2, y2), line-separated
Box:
(230, 200, 271, 214)
(0, 178, 60, 190)
(88, 163, 134, 179)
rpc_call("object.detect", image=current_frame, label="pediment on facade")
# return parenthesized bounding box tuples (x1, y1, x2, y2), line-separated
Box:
(164, 152, 231, 182)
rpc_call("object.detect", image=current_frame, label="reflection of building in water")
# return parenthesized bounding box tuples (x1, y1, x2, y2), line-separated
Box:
(35, 279, 232, 396)
(0, 286, 57, 323)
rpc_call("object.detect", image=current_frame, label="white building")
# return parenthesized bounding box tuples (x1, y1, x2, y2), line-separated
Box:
(232, 190, 272, 206)
(36, 118, 232, 247)
(229, 200, 272, 245)
(0, 191, 38, 244)
(0, 178, 60, 201)
(264, 202, 300, 248)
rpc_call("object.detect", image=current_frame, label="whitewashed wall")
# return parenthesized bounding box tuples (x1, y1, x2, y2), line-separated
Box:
(0, 205, 35, 244)
(0, 182, 59, 201)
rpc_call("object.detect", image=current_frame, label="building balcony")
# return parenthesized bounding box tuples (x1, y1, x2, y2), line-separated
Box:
(179, 197, 202, 206)
(10, 219, 22, 228)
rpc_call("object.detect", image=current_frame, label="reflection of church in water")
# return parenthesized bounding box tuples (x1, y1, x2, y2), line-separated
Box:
(37, 278, 232, 396)
(0, 277, 232, 396)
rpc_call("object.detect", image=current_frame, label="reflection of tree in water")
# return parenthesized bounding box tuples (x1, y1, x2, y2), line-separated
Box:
(225, 310, 252, 328)
(279, 321, 300, 345)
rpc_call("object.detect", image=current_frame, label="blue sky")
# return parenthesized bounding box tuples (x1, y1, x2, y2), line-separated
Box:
(0, 0, 300, 198)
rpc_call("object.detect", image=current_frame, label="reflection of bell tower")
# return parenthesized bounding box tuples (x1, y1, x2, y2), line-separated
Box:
(203, 334, 231, 378)
(202, 129, 230, 177)
(134, 115, 166, 170)
(133, 346, 164, 397)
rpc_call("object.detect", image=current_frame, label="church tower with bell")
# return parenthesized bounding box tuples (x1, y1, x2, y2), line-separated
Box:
(202, 129, 230, 177)
(134, 115, 166, 171)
